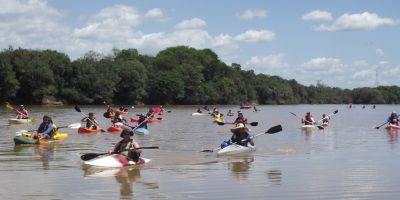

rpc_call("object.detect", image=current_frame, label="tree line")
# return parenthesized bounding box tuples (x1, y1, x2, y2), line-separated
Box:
(0, 46, 399, 105)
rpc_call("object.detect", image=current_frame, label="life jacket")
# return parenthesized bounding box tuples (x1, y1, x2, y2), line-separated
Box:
(231, 132, 251, 146)
(304, 115, 314, 125)
(113, 139, 140, 162)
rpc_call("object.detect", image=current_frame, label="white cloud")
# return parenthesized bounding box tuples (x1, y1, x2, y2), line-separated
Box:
(246, 54, 289, 69)
(72, 5, 141, 39)
(144, 8, 167, 21)
(174, 18, 206, 29)
(235, 30, 275, 42)
(302, 10, 332, 21)
(314, 12, 399, 31)
(239, 9, 267, 20)
(302, 57, 345, 72)
(376, 48, 384, 56)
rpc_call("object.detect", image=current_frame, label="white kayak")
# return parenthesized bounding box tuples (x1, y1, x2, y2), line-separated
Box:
(134, 127, 149, 135)
(84, 154, 151, 168)
(301, 125, 315, 129)
(217, 144, 256, 156)
(9, 118, 32, 124)
(191, 112, 205, 116)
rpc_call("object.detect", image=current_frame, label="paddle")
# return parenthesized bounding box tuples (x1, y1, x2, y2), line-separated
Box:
(374, 121, 388, 129)
(16, 123, 81, 135)
(290, 112, 324, 130)
(134, 114, 163, 121)
(201, 124, 283, 152)
(80, 146, 159, 161)
(316, 110, 338, 125)
(216, 121, 258, 126)
(74, 106, 106, 132)
(5, 103, 36, 124)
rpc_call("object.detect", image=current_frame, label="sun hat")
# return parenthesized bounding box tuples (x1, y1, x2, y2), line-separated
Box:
(230, 123, 250, 133)
(120, 128, 134, 138)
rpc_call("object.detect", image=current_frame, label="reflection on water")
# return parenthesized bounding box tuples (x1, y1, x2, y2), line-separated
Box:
(13, 144, 56, 170)
(266, 169, 282, 185)
(386, 128, 398, 145)
(227, 156, 254, 180)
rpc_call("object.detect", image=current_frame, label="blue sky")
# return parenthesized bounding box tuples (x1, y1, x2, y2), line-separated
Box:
(1, 0, 399, 89)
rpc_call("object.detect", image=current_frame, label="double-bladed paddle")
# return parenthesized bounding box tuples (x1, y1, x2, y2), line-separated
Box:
(74, 106, 106, 132)
(216, 121, 258, 126)
(201, 124, 283, 152)
(80, 146, 159, 161)
(16, 122, 81, 135)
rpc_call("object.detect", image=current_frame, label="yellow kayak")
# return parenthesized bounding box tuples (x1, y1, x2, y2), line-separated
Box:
(14, 132, 68, 145)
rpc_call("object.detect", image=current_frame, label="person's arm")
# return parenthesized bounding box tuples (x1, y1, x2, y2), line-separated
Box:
(81, 117, 87, 122)
(130, 141, 142, 154)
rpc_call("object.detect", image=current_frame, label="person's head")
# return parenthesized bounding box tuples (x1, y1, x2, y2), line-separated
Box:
(89, 113, 94, 118)
(42, 115, 51, 122)
(306, 112, 311, 116)
(392, 111, 397, 116)
(230, 123, 250, 134)
(238, 112, 243, 117)
(322, 114, 326, 117)
(120, 128, 134, 138)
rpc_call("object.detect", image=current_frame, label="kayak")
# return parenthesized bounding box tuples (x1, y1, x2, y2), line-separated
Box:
(83, 154, 150, 168)
(301, 125, 315, 129)
(227, 113, 234, 116)
(78, 127, 101, 134)
(217, 144, 256, 156)
(9, 118, 32, 124)
(14, 132, 68, 145)
(118, 111, 128, 115)
(191, 112, 205, 116)
(131, 117, 162, 123)
(107, 126, 123, 133)
(386, 124, 400, 130)
(133, 127, 149, 135)
(240, 105, 252, 109)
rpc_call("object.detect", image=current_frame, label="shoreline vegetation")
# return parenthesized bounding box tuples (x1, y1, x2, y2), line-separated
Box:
(1, 46, 399, 106)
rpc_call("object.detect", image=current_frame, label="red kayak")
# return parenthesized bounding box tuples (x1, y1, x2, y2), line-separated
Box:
(131, 117, 162, 123)
(107, 126, 123, 133)
(78, 127, 102, 134)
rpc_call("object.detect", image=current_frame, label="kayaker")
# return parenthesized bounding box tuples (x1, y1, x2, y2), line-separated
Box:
(387, 112, 399, 125)
(227, 110, 234, 116)
(16, 105, 29, 119)
(302, 112, 315, 125)
(31, 115, 56, 139)
(221, 123, 254, 148)
(81, 112, 99, 129)
(196, 107, 203, 113)
(137, 114, 148, 129)
(321, 114, 330, 125)
(119, 105, 127, 112)
(213, 110, 222, 122)
(109, 128, 142, 162)
(234, 112, 247, 125)
(112, 110, 127, 124)
(107, 105, 115, 118)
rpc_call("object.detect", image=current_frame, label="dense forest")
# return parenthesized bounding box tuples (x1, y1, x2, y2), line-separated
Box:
(0, 46, 399, 105)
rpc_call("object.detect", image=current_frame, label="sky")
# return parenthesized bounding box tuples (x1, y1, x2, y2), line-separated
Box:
(0, 0, 399, 89)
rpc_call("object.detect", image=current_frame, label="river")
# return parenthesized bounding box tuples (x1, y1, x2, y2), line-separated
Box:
(1, 104, 399, 200)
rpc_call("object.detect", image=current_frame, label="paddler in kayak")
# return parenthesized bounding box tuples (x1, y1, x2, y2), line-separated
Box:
(302, 112, 315, 125)
(16, 105, 29, 119)
(321, 114, 330, 126)
(31, 115, 57, 139)
(234, 111, 247, 125)
(213, 110, 223, 123)
(388, 112, 399, 125)
(109, 128, 142, 162)
(112, 110, 127, 125)
(221, 123, 254, 148)
(137, 114, 148, 129)
(81, 112, 99, 129)
(196, 107, 203, 113)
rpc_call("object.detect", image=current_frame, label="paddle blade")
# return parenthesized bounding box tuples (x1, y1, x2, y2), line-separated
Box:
(74, 105, 82, 113)
(200, 149, 214, 152)
(316, 125, 324, 130)
(5, 103, 14, 110)
(289, 112, 297, 117)
(80, 153, 108, 161)
(249, 122, 258, 126)
(266, 125, 282, 134)
(333, 110, 338, 114)
(68, 123, 82, 129)
(216, 121, 225, 125)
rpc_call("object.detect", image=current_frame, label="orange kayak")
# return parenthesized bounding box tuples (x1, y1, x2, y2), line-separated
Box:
(78, 127, 101, 134)
(107, 126, 123, 133)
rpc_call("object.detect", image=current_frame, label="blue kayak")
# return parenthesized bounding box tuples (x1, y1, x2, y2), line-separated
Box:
(134, 127, 149, 135)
